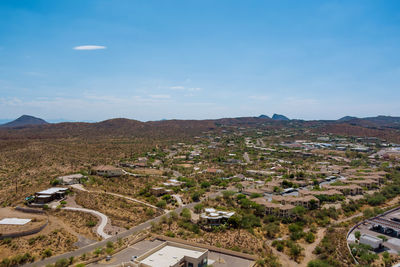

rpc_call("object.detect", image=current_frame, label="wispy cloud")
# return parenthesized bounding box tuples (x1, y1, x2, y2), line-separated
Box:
(73, 45, 107, 50)
(168, 86, 202, 92)
(149, 94, 171, 99)
(169, 86, 185, 90)
(248, 95, 269, 101)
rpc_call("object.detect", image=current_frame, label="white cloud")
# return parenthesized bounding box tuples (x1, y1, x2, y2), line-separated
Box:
(169, 86, 185, 90)
(248, 95, 269, 101)
(149, 94, 171, 99)
(168, 86, 202, 92)
(73, 45, 106, 50)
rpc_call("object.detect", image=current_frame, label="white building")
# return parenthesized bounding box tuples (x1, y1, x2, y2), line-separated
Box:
(200, 208, 235, 226)
(359, 234, 383, 250)
(132, 241, 208, 267)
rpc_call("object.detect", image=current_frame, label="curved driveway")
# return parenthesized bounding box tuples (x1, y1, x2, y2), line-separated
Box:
(63, 207, 111, 239)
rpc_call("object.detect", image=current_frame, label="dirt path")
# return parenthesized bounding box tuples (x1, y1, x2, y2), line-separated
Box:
(300, 228, 326, 266)
(267, 242, 297, 266)
(336, 212, 363, 224)
(71, 184, 159, 210)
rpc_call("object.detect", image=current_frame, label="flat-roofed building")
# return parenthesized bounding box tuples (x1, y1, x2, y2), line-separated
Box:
(298, 189, 343, 197)
(322, 184, 362, 195)
(34, 187, 68, 204)
(342, 179, 378, 190)
(92, 165, 123, 177)
(253, 197, 295, 217)
(272, 195, 320, 209)
(56, 173, 85, 185)
(151, 187, 173, 197)
(133, 241, 208, 267)
(162, 179, 183, 187)
(199, 208, 235, 226)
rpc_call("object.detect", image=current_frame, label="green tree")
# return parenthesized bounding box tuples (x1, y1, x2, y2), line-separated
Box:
(354, 231, 361, 240)
(194, 203, 203, 214)
(156, 200, 167, 209)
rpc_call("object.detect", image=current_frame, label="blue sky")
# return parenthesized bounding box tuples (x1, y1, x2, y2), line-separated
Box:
(0, 0, 399, 122)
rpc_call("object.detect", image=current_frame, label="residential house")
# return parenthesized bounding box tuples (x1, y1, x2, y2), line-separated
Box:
(199, 208, 235, 226)
(298, 189, 343, 197)
(56, 173, 85, 185)
(342, 179, 379, 190)
(151, 187, 173, 197)
(323, 184, 363, 195)
(92, 165, 124, 177)
(252, 197, 295, 217)
(34, 187, 68, 204)
(272, 195, 320, 209)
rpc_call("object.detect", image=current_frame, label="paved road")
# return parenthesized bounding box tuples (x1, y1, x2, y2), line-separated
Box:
(24, 191, 224, 267)
(63, 207, 111, 239)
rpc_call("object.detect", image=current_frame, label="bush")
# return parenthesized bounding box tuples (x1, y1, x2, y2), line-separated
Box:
(156, 200, 167, 209)
(354, 231, 361, 240)
(307, 259, 334, 267)
(305, 232, 315, 243)
(86, 220, 96, 227)
(42, 248, 52, 258)
(54, 258, 69, 267)
(146, 208, 155, 216)
(51, 179, 60, 186)
(181, 208, 191, 221)
(165, 231, 175, 237)
(106, 241, 114, 248)
(191, 191, 202, 202)
(194, 203, 203, 214)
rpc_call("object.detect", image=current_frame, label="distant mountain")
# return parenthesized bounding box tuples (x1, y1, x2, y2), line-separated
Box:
(0, 114, 399, 143)
(1, 115, 49, 128)
(272, 114, 290, 121)
(338, 116, 358, 121)
(258, 114, 270, 119)
(0, 119, 11, 125)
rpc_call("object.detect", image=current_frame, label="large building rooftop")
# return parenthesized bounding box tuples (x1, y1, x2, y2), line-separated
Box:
(36, 187, 68, 195)
(138, 243, 207, 267)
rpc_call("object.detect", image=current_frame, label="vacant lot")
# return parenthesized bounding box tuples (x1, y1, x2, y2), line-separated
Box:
(50, 209, 101, 241)
(0, 228, 77, 262)
(75, 191, 159, 229)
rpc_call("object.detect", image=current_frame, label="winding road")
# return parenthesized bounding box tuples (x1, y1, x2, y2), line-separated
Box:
(63, 207, 111, 239)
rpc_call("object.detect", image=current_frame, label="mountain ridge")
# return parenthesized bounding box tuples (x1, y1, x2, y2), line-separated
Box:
(0, 115, 49, 128)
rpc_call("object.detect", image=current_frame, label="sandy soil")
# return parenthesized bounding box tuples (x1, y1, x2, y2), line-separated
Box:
(75, 191, 158, 230)
(50, 209, 101, 241)
(0, 207, 47, 234)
